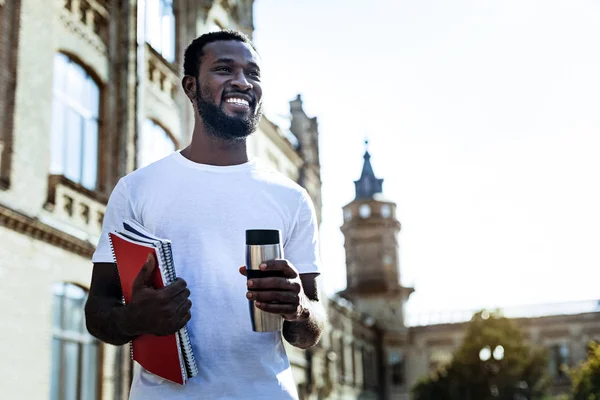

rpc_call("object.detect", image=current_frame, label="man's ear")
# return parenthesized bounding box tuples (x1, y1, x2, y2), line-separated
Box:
(182, 76, 196, 103)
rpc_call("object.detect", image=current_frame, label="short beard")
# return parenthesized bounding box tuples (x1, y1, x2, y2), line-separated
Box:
(195, 79, 262, 142)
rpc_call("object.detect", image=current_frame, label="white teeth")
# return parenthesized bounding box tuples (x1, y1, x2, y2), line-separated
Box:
(226, 98, 249, 106)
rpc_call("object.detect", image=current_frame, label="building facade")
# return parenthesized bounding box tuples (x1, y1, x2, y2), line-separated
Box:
(0, 0, 321, 399)
(2, 1, 598, 400)
(300, 146, 600, 400)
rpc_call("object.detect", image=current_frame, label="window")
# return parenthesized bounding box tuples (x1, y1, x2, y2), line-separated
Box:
(137, 119, 176, 169)
(389, 350, 405, 386)
(359, 204, 371, 218)
(362, 348, 378, 390)
(381, 204, 391, 218)
(50, 53, 100, 190)
(549, 343, 570, 378)
(146, 0, 175, 61)
(50, 282, 100, 400)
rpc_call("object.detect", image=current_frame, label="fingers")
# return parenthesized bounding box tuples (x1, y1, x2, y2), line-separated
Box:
(161, 278, 188, 298)
(261, 260, 298, 278)
(175, 310, 192, 330)
(175, 298, 193, 315)
(156, 308, 191, 336)
(247, 277, 301, 293)
(255, 302, 301, 316)
(247, 290, 298, 303)
(172, 300, 192, 330)
(132, 253, 156, 289)
(171, 287, 191, 305)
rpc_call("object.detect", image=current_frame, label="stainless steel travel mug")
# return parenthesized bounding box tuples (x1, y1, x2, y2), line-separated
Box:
(246, 229, 285, 332)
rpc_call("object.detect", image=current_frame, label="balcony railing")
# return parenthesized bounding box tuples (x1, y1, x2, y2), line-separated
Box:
(58, 0, 110, 52)
(44, 175, 107, 242)
(146, 43, 179, 101)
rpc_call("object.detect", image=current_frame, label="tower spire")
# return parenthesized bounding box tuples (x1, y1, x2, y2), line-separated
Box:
(354, 140, 384, 200)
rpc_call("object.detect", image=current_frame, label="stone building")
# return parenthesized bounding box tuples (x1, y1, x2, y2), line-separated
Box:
(2, 1, 599, 400)
(0, 1, 321, 399)
(299, 145, 600, 400)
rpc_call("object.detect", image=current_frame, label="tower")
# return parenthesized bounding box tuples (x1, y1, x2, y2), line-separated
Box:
(339, 141, 414, 327)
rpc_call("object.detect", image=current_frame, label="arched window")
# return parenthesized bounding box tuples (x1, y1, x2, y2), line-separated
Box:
(146, 0, 175, 61)
(50, 282, 100, 400)
(50, 53, 100, 190)
(137, 119, 176, 169)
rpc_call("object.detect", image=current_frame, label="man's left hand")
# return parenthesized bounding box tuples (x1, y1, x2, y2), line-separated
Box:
(238, 260, 310, 321)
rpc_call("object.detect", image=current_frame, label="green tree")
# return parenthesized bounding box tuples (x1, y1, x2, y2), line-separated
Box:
(570, 341, 600, 400)
(412, 310, 551, 400)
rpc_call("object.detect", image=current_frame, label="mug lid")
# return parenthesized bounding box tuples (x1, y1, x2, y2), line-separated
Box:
(246, 229, 281, 245)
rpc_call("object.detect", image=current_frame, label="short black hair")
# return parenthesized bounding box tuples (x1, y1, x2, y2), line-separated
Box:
(183, 30, 257, 78)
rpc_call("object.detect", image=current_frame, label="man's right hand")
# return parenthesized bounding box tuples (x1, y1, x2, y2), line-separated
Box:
(123, 254, 192, 336)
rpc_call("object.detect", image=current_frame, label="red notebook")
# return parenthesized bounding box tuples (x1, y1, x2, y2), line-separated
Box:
(108, 221, 197, 385)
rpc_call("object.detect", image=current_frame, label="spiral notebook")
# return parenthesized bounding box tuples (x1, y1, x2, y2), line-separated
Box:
(108, 219, 198, 385)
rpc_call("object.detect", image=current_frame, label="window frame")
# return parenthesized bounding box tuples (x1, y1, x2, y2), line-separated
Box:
(50, 282, 102, 400)
(548, 342, 570, 379)
(145, 0, 176, 63)
(49, 52, 103, 192)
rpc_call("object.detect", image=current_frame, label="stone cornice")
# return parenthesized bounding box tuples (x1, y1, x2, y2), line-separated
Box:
(259, 117, 302, 167)
(0, 203, 95, 258)
(57, 1, 108, 55)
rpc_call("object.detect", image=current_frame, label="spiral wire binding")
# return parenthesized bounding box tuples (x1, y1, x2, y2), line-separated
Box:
(159, 240, 199, 379)
(108, 234, 135, 362)
(109, 226, 199, 380)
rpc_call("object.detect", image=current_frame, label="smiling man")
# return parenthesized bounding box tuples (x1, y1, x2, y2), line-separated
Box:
(84, 31, 326, 399)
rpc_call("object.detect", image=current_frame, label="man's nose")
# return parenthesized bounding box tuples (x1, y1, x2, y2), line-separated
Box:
(231, 71, 253, 91)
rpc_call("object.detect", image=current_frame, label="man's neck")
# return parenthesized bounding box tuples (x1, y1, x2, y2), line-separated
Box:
(182, 127, 249, 167)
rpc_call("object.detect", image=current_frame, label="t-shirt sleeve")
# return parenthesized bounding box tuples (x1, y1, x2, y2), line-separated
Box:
(92, 178, 136, 264)
(284, 189, 321, 275)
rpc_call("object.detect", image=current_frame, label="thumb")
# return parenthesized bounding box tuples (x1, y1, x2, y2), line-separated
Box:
(133, 253, 156, 289)
(238, 266, 247, 277)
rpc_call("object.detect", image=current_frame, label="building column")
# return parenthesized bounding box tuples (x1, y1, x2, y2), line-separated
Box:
(0, 0, 22, 189)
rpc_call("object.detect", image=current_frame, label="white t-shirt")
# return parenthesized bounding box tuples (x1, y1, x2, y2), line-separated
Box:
(92, 151, 321, 399)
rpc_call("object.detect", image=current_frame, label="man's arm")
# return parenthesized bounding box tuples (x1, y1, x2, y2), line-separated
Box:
(240, 262, 327, 350)
(85, 255, 192, 346)
(282, 273, 326, 350)
(85, 262, 136, 346)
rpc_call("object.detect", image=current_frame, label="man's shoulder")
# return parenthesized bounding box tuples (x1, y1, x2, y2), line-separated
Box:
(120, 153, 178, 186)
(251, 159, 308, 198)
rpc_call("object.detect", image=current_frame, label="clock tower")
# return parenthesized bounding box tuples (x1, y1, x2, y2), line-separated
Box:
(340, 142, 414, 327)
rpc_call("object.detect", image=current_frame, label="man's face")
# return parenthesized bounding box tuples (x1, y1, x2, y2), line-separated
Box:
(195, 40, 263, 141)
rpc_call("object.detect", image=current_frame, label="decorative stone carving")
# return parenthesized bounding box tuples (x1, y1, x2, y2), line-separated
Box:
(45, 175, 107, 239)
(146, 43, 179, 101)
(57, 0, 109, 55)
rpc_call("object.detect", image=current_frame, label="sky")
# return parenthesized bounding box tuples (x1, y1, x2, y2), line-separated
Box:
(251, 0, 600, 316)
